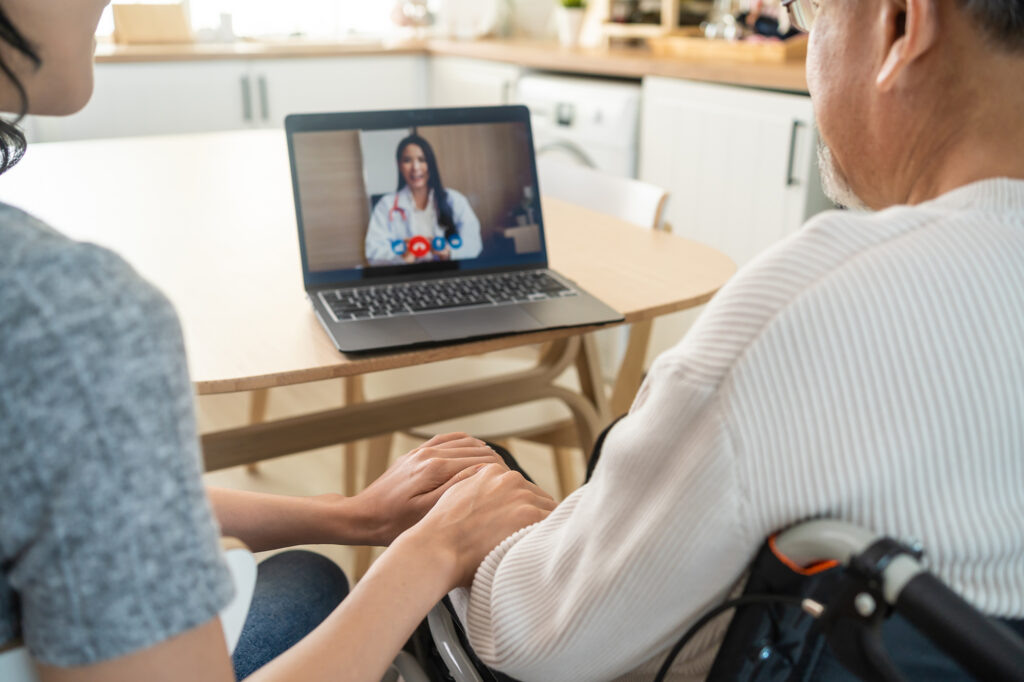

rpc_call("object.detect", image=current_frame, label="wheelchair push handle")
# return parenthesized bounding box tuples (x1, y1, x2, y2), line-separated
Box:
(896, 572, 1024, 682)
(776, 520, 1024, 682)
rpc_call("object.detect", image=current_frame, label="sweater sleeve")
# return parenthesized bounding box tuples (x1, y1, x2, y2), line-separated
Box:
(463, 356, 758, 681)
(459, 208, 907, 680)
(459, 200, 988, 680)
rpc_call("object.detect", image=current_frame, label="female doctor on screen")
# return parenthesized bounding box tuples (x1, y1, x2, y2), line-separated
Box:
(365, 134, 482, 265)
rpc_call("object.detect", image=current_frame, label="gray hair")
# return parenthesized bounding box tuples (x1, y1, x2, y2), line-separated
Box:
(958, 0, 1024, 50)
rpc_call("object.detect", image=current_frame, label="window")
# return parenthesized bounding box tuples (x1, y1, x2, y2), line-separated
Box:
(99, 1, 395, 40)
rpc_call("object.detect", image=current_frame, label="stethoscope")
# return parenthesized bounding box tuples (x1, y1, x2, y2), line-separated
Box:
(388, 194, 407, 223)
(386, 192, 463, 256)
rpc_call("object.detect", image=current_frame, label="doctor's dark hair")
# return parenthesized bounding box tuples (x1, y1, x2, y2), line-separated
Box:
(0, 6, 40, 175)
(395, 134, 457, 241)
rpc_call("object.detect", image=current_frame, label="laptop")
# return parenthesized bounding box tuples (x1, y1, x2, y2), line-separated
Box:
(285, 105, 623, 353)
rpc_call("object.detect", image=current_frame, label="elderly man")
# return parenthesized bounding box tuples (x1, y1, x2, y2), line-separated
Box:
(454, 0, 1024, 679)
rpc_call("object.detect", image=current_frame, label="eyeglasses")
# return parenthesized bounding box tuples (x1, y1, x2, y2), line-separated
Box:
(781, 0, 820, 32)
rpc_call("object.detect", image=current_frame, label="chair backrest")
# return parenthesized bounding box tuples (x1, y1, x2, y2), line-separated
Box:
(537, 157, 669, 231)
(537, 157, 672, 390)
(0, 539, 256, 681)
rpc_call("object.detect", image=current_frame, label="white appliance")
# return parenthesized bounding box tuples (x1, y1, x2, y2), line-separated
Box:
(516, 73, 642, 178)
(517, 74, 644, 382)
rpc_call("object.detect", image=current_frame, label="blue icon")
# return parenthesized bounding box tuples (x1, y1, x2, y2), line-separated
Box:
(391, 240, 406, 255)
(448, 234, 463, 249)
(432, 237, 446, 251)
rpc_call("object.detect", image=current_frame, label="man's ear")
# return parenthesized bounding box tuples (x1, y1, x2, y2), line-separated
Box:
(876, 0, 940, 90)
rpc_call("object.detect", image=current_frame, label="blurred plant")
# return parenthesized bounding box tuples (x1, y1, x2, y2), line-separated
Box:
(561, 0, 586, 8)
(391, 0, 432, 27)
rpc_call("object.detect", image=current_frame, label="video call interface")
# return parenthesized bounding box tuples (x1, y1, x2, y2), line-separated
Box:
(292, 120, 544, 276)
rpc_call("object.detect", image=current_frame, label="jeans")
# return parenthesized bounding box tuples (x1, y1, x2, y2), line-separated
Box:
(232, 549, 350, 680)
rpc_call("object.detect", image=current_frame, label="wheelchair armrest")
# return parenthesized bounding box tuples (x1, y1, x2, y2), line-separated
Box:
(427, 603, 485, 682)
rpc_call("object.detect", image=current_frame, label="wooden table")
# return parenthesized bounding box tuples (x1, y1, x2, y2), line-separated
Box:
(0, 130, 735, 470)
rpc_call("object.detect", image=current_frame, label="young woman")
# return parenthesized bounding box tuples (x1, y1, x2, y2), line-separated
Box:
(364, 134, 483, 265)
(0, 2, 555, 681)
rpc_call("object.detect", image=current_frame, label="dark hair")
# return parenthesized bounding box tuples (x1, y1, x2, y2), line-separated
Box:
(0, 6, 40, 175)
(957, 0, 1024, 50)
(395, 133, 457, 241)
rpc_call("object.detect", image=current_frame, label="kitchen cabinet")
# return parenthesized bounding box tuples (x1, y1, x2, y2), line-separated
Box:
(28, 60, 252, 142)
(428, 56, 521, 107)
(26, 55, 428, 142)
(639, 76, 833, 363)
(640, 76, 832, 269)
(250, 56, 428, 129)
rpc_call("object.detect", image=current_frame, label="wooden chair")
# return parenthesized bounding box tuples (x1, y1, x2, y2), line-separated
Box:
(529, 157, 671, 415)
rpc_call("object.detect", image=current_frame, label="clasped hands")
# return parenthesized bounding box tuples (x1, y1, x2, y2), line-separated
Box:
(348, 433, 556, 587)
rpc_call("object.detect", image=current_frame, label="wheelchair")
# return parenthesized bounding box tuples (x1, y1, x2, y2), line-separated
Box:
(393, 519, 1024, 682)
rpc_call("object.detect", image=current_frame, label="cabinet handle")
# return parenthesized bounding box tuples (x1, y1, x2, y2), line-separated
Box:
(786, 120, 804, 187)
(240, 76, 253, 122)
(257, 75, 270, 122)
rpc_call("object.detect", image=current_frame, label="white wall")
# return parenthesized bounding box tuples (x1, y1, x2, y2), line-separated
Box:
(509, 0, 556, 38)
(360, 128, 412, 197)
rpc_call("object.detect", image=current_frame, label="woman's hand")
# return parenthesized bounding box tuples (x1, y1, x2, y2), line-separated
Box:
(405, 463, 558, 588)
(353, 433, 505, 545)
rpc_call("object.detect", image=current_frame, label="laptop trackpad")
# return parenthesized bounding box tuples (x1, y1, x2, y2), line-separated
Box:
(418, 306, 542, 341)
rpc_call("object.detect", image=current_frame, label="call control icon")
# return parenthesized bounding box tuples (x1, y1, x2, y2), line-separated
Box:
(408, 236, 431, 259)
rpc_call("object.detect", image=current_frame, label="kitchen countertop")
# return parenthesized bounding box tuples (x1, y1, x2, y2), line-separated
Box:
(94, 38, 809, 94)
(92, 39, 426, 62)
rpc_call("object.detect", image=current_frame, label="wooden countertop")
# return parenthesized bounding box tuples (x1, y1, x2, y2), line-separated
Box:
(94, 37, 809, 93)
(93, 39, 427, 62)
(427, 39, 807, 93)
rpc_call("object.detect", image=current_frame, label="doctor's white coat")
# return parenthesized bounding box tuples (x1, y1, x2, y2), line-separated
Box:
(364, 186, 482, 265)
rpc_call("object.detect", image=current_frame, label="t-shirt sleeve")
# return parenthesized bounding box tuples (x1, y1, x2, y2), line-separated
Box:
(0, 238, 233, 666)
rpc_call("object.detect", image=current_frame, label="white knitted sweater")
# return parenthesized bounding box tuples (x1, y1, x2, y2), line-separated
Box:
(458, 178, 1024, 681)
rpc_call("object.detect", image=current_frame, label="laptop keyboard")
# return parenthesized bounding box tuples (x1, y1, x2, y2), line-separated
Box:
(320, 270, 577, 322)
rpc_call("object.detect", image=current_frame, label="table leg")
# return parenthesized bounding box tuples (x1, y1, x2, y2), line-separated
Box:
(342, 377, 364, 498)
(245, 388, 270, 474)
(610, 319, 653, 417)
(576, 332, 612, 423)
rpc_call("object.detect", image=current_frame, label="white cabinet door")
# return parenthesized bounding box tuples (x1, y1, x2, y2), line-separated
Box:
(428, 56, 521, 107)
(252, 55, 428, 129)
(639, 76, 833, 364)
(28, 60, 252, 142)
(640, 76, 832, 270)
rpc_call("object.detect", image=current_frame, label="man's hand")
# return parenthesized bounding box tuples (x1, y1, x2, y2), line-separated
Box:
(403, 463, 557, 588)
(354, 433, 506, 545)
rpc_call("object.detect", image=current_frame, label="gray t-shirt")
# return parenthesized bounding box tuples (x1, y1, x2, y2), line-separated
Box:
(0, 203, 233, 665)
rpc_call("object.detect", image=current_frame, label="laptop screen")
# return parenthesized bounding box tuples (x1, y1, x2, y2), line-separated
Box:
(286, 106, 547, 288)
